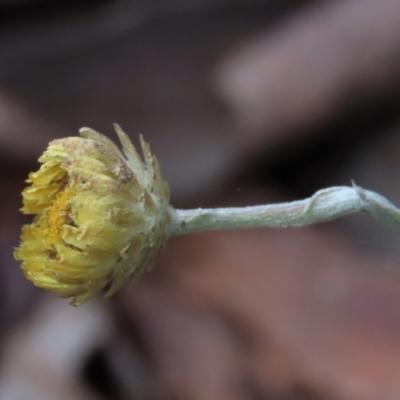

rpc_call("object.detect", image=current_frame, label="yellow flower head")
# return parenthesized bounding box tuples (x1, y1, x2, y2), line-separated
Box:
(14, 125, 170, 306)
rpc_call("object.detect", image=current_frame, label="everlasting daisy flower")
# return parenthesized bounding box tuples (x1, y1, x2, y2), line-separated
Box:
(14, 125, 170, 306)
(15, 124, 400, 307)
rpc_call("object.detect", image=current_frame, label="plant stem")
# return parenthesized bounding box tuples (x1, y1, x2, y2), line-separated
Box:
(167, 185, 400, 236)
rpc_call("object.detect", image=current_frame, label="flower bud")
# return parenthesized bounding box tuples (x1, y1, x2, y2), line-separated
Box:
(14, 125, 171, 306)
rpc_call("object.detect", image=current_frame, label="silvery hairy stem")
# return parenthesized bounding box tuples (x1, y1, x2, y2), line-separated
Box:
(168, 184, 400, 236)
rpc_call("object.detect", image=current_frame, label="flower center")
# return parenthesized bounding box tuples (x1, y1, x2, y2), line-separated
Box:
(44, 188, 73, 258)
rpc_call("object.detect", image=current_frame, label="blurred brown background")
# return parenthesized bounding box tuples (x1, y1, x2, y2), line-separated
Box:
(2, 0, 400, 399)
